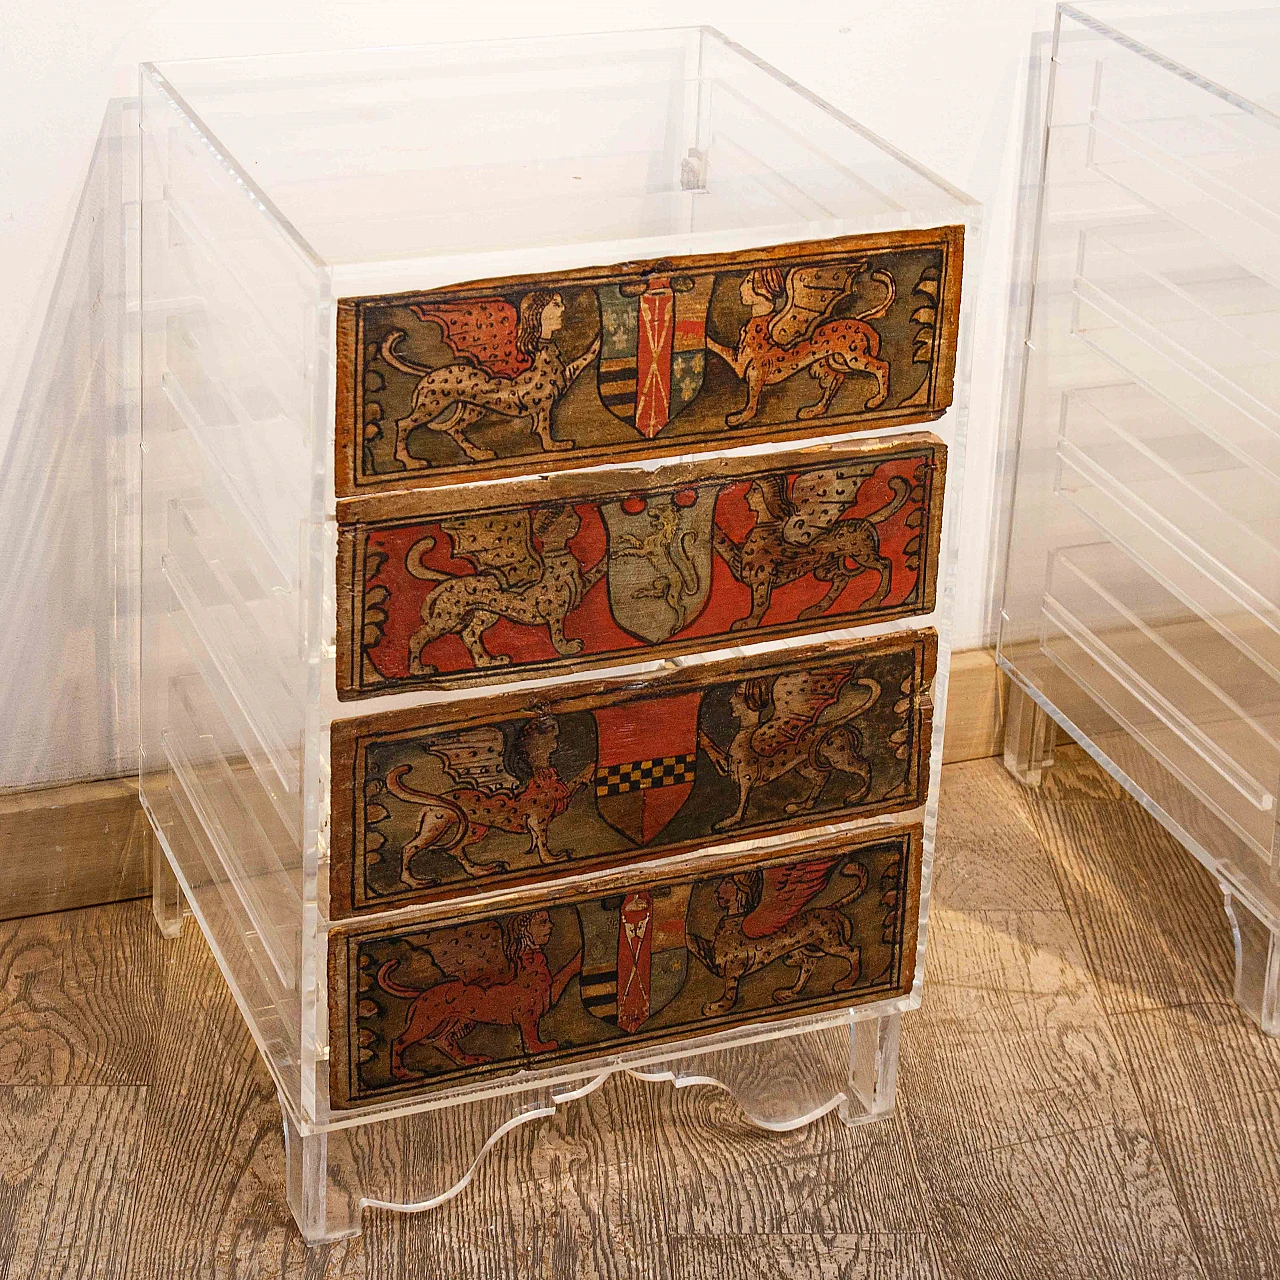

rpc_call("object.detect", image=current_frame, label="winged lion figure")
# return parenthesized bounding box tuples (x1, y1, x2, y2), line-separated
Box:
(687, 857, 870, 1016)
(381, 715, 592, 886)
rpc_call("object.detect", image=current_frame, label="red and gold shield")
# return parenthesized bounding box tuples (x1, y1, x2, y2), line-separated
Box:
(596, 275, 712, 437)
(578, 883, 691, 1032)
(592, 691, 701, 846)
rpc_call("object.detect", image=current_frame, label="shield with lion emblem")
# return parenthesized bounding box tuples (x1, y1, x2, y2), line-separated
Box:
(600, 487, 717, 644)
(596, 274, 713, 436)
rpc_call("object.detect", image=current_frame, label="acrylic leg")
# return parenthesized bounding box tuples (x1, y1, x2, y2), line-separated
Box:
(1222, 888, 1280, 1036)
(277, 1086, 562, 1244)
(840, 1012, 901, 1126)
(1003, 681, 1056, 787)
(630, 1022, 864, 1129)
(281, 1101, 361, 1245)
(150, 828, 184, 939)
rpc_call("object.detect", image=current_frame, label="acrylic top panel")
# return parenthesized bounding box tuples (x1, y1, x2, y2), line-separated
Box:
(1065, 1, 1280, 120)
(142, 28, 974, 295)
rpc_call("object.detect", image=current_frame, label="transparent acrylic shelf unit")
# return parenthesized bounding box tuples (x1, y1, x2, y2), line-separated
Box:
(997, 1, 1280, 1031)
(139, 28, 977, 1240)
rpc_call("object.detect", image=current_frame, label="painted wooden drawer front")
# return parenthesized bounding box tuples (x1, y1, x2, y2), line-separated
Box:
(330, 630, 936, 918)
(335, 227, 963, 498)
(336, 433, 945, 697)
(328, 824, 921, 1108)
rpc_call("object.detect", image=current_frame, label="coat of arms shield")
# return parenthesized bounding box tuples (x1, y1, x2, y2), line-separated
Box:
(591, 689, 702, 847)
(596, 274, 713, 436)
(577, 884, 691, 1033)
(600, 487, 717, 644)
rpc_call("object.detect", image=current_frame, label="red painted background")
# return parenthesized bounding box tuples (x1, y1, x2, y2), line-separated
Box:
(363, 456, 928, 681)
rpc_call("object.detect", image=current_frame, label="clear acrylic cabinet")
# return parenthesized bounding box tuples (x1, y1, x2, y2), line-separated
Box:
(139, 29, 977, 1241)
(998, 3, 1280, 1030)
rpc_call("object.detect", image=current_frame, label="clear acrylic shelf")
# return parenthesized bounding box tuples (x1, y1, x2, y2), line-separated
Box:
(997, 1, 1280, 1032)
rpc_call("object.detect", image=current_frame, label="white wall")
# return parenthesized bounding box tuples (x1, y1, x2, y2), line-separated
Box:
(0, 0, 1044, 782)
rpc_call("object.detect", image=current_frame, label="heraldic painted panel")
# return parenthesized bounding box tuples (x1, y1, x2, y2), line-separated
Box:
(330, 631, 935, 917)
(335, 227, 963, 495)
(336, 434, 945, 697)
(328, 825, 922, 1107)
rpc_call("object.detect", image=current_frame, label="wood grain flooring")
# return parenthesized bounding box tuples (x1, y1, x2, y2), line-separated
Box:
(2, 746, 1279, 1278)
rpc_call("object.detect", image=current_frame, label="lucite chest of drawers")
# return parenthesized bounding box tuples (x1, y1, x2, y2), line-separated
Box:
(138, 29, 976, 1241)
(998, 3, 1280, 1032)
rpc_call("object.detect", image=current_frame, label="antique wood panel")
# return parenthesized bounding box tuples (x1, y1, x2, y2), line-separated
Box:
(335, 433, 945, 697)
(330, 630, 936, 918)
(335, 227, 963, 498)
(328, 824, 921, 1109)
(0, 648, 1017, 924)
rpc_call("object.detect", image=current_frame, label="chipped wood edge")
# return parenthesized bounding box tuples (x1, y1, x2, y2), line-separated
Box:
(930, 224, 964, 411)
(335, 526, 360, 699)
(335, 300, 359, 503)
(327, 821, 925, 1111)
(336, 427, 945, 527)
(330, 629, 937, 920)
(336, 433, 947, 698)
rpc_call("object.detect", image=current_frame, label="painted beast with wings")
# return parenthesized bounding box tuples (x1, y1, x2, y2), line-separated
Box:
(701, 667, 881, 833)
(715, 463, 915, 631)
(688, 857, 870, 1016)
(706, 263, 895, 426)
(380, 291, 600, 467)
(382, 716, 592, 887)
(404, 505, 604, 676)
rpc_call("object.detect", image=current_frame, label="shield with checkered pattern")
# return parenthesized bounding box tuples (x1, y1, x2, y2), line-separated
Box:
(591, 691, 702, 846)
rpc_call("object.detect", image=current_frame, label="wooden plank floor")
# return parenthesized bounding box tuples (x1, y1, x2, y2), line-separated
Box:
(2, 746, 1279, 1278)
